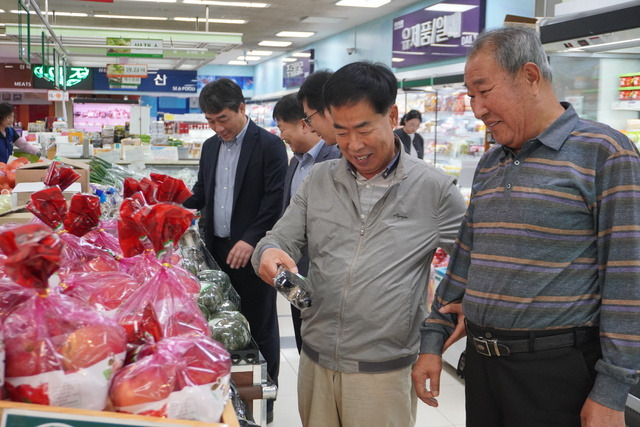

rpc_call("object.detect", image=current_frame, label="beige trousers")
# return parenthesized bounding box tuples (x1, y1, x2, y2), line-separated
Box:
(297, 352, 418, 427)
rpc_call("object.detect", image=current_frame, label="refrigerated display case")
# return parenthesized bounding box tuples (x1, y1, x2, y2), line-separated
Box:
(397, 85, 485, 183)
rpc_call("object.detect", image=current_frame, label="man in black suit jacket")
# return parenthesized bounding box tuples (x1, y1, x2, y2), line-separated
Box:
(183, 79, 287, 417)
(273, 94, 341, 353)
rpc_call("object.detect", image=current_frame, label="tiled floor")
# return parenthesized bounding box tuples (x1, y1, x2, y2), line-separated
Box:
(270, 295, 466, 427)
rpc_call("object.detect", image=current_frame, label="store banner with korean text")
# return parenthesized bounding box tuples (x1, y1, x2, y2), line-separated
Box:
(94, 68, 197, 93)
(282, 50, 314, 88)
(197, 75, 255, 92)
(106, 38, 163, 58)
(392, 0, 484, 67)
(0, 63, 33, 89)
(32, 65, 94, 90)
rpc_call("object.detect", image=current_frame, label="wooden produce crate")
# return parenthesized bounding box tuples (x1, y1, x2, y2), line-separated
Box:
(0, 400, 239, 427)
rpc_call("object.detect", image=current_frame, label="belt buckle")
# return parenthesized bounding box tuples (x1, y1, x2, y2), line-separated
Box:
(472, 336, 510, 357)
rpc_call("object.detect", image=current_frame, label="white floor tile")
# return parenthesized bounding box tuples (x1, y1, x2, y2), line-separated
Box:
(281, 348, 301, 374)
(436, 383, 466, 425)
(270, 394, 303, 427)
(415, 401, 456, 427)
(277, 361, 299, 397)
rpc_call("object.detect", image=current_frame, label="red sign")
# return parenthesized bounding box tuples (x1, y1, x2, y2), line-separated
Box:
(0, 63, 33, 89)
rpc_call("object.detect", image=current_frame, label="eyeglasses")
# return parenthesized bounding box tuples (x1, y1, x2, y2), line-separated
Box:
(303, 108, 323, 126)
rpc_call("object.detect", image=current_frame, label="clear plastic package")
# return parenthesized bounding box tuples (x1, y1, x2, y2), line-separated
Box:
(273, 265, 313, 309)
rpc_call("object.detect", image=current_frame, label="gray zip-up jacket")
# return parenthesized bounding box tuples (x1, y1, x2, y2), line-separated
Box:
(252, 148, 466, 373)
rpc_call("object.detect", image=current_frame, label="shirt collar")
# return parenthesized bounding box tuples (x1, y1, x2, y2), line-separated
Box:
(346, 139, 401, 180)
(294, 139, 324, 163)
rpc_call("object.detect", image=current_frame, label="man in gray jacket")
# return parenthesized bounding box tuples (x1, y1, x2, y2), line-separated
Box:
(252, 61, 466, 427)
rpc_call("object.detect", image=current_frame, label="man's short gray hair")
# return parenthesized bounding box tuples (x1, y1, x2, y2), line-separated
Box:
(469, 26, 553, 82)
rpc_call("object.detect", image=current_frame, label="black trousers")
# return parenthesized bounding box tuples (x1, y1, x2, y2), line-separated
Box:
(211, 237, 280, 390)
(464, 327, 600, 427)
(291, 305, 302, 353)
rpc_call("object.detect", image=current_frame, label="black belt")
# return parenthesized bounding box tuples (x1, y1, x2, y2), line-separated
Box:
(466, 321, 599, 357)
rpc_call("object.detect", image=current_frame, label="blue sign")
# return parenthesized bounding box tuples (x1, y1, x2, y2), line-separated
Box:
(94, 68, 197, 93)
(197, 75, 255, 91)
(283, 49, 314, 88)
(392, 0, 484, 67)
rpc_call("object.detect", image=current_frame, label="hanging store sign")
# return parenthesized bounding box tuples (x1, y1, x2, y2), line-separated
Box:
(106, 64, 148, 78)
(32, 66, 93, 90)
(106, 38, 163, 58)
(282, 50, 314, 88)
(197, 75, 255, 92)
(94, 68, 197, 93)
(0, 63, 33, 88)
(392, 0, 484, 68)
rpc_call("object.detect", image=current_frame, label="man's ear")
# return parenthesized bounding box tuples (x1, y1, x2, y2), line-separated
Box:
(389, 104, 399, 129)
(522, 62, 542, 94)
(300, 118, 311, 133)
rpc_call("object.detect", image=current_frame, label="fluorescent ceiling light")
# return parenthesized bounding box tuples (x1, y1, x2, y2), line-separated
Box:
(94, 14, 168, 20)
(228, 60, 248, 65)
(282, 58, 297, 62)
(0, 9, 5, 13)
(276, 31, 314, 38)
(11, 10, 88, 17)
(174, 17, 247, 23)
(425, 3, 477, 12)
(259, 40, 292, 47)
(247, 50, 273, 56)
(391, 57, 404, 62)
(292, 52, 311, 57)
(183, 0, 269, 7)
(301, 16, 345, 24)
(238, 55, 260, 60)
(336, 0, 390, 8)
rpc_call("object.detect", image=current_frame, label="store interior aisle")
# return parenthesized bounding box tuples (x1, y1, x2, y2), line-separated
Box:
(270, 295, 467, 427)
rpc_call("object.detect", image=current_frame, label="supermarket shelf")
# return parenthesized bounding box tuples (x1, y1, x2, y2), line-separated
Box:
(612, 101, 640, 111)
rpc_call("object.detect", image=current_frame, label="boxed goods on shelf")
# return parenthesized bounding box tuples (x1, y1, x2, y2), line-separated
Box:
(15, 157, 90, 192)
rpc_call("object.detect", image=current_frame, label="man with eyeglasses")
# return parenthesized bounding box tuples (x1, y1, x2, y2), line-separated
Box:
(297, 70, 338, 146)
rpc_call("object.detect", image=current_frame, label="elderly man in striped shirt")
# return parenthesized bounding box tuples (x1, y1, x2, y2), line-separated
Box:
(414, 26, 640, 427)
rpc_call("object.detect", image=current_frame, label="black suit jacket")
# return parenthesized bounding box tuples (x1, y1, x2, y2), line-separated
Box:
(281, 142, 341, 275)
(394, 128, 424, 159)
(184, 119, 288, 253)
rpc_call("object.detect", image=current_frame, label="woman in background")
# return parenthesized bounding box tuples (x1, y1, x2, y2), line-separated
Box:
(0, 102, 40, 163)
(394, 109, 424, 159)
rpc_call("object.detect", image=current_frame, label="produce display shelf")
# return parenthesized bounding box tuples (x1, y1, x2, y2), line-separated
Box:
(0, 400, 239, 427)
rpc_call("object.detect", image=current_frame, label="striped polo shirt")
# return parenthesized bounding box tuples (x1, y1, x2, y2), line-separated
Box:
(421, 103, 640, 410)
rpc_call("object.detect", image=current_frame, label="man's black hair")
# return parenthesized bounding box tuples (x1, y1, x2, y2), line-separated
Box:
(273, 93, 305, 123)
(297, 70, 333, 112)
(199, 78, 245, 114)
(323, 61, 397, 115)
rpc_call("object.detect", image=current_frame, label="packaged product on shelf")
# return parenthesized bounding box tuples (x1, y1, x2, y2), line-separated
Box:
(61, 271, 139, 316)
(208, 311, 252, 351)
(0, 224, 127, 410)
(109, 335, 231, 422)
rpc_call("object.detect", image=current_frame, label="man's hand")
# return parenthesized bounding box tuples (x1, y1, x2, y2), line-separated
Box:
(412, 353, 442, 407)
(257, 247, 298, 285)
(226, 240, 254, 269)
(580, 398, 624, 426)
(440, 302, 466, 353)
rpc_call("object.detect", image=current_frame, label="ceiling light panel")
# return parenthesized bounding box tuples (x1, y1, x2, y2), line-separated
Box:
(291, 52, 311, 57)
(94, 14, 168, 20)
(424, 4, 477, 12)
(282, 58, 297, 62)
(174, 17, 247, 23)
(183, 0, 269, 7)
(10, 10, 88, 17)
(259, 40, 292, 47)
(336, 0, 391, 8)
(228, 60, 248, 65)
(276, 31, 314, 38)
(247, 50, 273, 56)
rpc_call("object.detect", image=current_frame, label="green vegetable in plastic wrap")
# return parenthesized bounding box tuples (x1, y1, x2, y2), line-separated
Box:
(197, 270, 231, 294)
(208, 311, 251, 351)
(218, 299, 238, 313)
(0, 194, 11, 215)
(198, 283, 225, 318)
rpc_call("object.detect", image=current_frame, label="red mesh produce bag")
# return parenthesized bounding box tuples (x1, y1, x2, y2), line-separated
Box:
(109, 335, 231, 421)
(0, 224, 127, 410)
(43, 161, 81, 191)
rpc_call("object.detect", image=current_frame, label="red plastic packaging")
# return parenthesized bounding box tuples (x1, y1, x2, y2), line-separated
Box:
(63, 193, 101, 237)
(61, 271, 139, 315)
(117, 193, 152, 258)
(43, 161, 81, 191)
(150, 173, 193, 205)
(109, 335, 231, 421)
(25, 187, 67, 231)
(143, 203, 195, 256)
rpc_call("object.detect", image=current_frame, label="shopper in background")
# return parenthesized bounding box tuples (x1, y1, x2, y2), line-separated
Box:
(253, 61, 467, 427)
(414, 26, 640, 427)
(297, 70, 338, 146)
(182, 78, 287, 423)
(272, 93, 341, 354)
(395, 109, 424, 159)
(0, 102, 40, 163)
